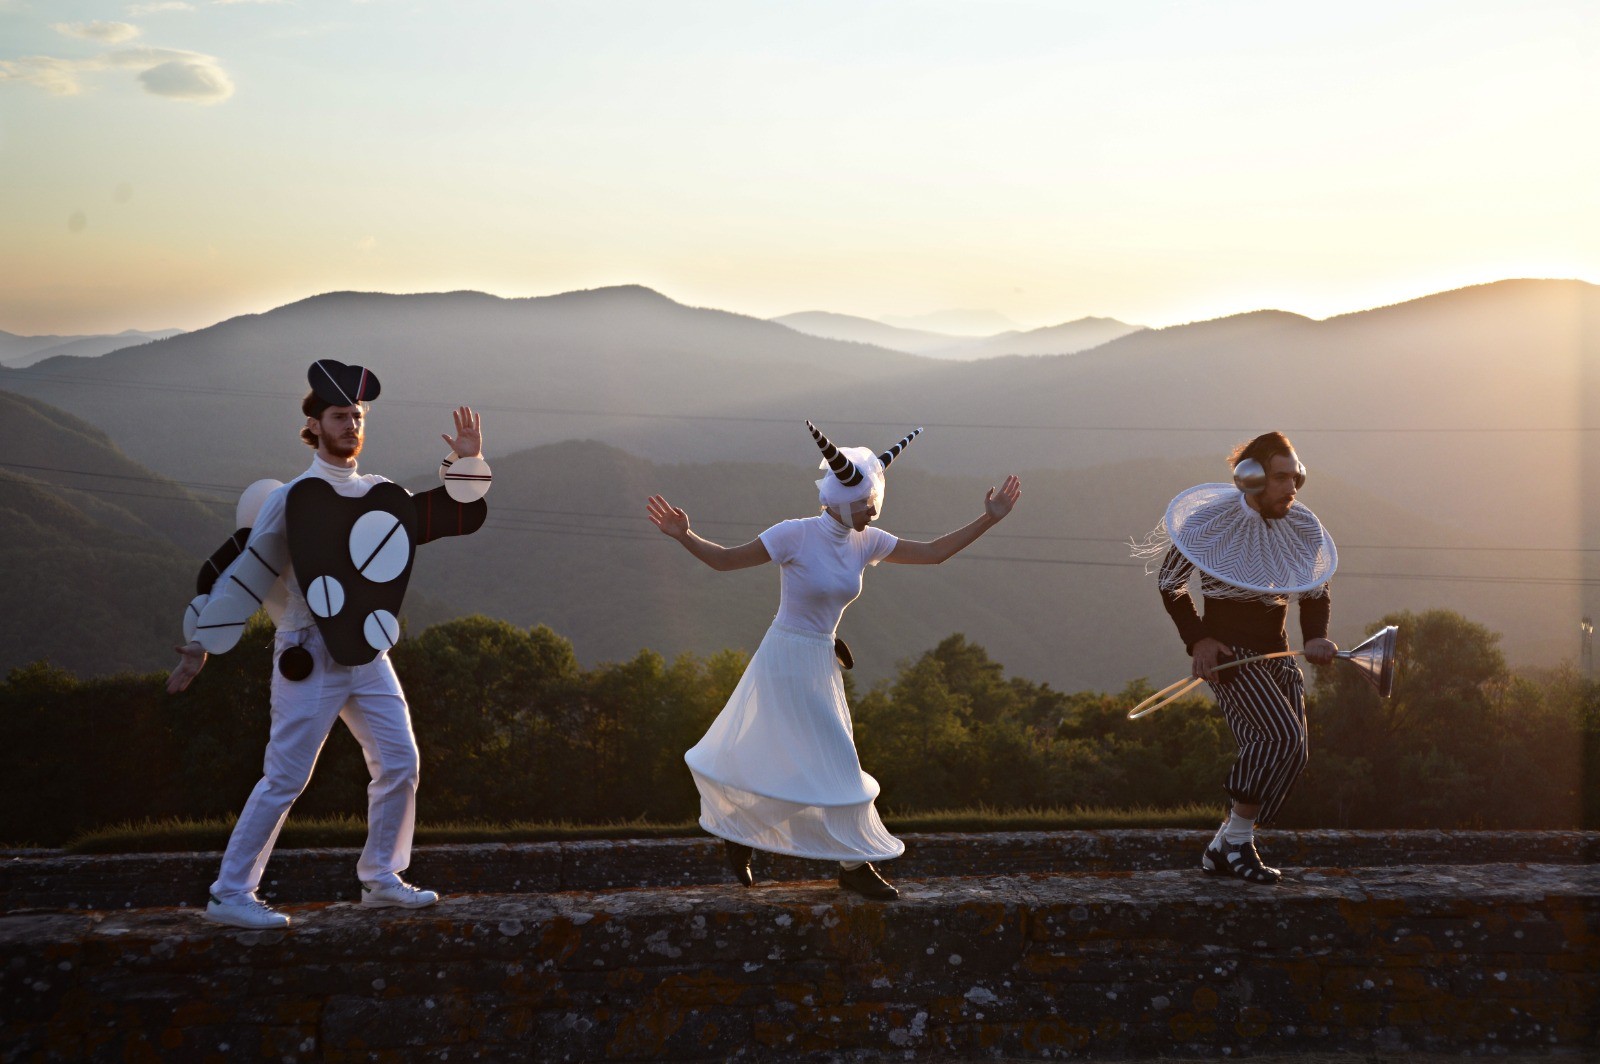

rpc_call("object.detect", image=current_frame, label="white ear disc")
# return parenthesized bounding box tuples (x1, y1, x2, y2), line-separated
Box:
(349, 511, 411, 584)
(364, 609, 400, 651)
(235, 479, 284, 529)
(442, 455, 492, 503)
(306, 575, 345, 618)
(183, 594, 209, 642)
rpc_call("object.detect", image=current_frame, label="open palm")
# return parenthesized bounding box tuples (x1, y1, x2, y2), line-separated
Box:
(985, 475, 1022, 519)
(646, 495, 690, 538)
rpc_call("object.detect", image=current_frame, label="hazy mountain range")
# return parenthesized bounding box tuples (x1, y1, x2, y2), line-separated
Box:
(1, 278, 1594, 678)
(3, 388, 1556, 690)
(0, 328, 183, 369)
(880, 308, 1021, 335)
(771, 310, 1145, 359)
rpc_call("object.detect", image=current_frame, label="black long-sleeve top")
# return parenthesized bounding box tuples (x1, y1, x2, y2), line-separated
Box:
(1158, 546, 1330, 655)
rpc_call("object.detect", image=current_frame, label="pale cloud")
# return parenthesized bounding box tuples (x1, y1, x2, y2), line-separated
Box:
(138, 58, 233, 101)
(0, 46, 233, 103)
(106, 47, 235, 102)
(128, 2, 197, 13)
(53, 20, 143, 43)
(0, 56, 90, 96)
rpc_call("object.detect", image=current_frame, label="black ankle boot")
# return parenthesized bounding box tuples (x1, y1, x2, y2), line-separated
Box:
(838, 862, 899, 900)
(724, 841, 754, 887)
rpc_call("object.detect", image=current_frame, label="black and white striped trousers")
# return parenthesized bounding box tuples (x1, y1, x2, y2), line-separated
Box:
(1210, 649, 1309, 827)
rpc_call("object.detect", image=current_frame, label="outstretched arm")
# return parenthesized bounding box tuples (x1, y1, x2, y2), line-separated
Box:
(886, 475, 1021, 565)
(647, 495, 771, 572)
(167, 641, 207, 693)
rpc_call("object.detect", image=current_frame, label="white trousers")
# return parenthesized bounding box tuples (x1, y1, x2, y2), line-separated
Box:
(210, 627, 420, 901)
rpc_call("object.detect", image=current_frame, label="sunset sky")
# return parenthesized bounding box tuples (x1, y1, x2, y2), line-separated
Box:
(2, 0, 1595, 335)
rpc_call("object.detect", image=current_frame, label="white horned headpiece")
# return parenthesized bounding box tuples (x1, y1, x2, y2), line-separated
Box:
(806, 419, 922, 512)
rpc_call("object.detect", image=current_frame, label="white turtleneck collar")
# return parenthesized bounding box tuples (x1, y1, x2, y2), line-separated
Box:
(819, 511, 857, 541)
(312, 453, 360, 482)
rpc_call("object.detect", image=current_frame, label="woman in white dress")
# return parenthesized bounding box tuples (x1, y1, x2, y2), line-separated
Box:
(646, 421, 1021, 899)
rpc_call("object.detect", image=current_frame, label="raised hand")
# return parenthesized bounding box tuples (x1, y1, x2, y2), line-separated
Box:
(984, 475, 1022, 520)
(441, 406, 483, 458)
(166, 641, 207, 694)
(646, 495, 690, 539)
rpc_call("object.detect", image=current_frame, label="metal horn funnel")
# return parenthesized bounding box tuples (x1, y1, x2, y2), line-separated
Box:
(1335, 624, 1398, 698)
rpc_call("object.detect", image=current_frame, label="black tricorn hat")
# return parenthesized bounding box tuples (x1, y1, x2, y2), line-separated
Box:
(308, 359, 381, 406)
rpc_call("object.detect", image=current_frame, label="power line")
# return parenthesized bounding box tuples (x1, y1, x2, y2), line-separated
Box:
(6, 460, 1597, 557)
(9, 371, 1597, 434)
(955, 555, 1600, 587)
(7, 475, 1597, 590)
(1, 461, 241, 495)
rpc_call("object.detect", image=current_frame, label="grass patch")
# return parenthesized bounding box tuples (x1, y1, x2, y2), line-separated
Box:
(64, 804, 1219, 855)
(884, 803, 1217, 834)
(64, 815, 701, 854)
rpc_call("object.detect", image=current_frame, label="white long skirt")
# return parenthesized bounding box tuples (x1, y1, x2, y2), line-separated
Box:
(685, 622, 904, 862)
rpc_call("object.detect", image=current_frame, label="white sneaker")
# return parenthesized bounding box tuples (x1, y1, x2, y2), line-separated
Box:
(204, 892, 291, 929)
(360, 878, 440, 909)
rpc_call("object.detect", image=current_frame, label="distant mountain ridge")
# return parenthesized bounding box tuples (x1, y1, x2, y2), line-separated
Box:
(773, 310, 1145, 359)
(0, 328, 183, 368)
(1, 284, 930, 486)
(9, 387, 1561, 689)
(0, 391, 226, 676)
(1, 278, 1594, 634)
(936, 316, 1146, 358)
(771, 312, 963, 355)
(881, 308, 1020, 334)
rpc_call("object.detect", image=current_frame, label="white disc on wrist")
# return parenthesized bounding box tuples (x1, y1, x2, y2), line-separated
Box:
(442, 455, 492, 502)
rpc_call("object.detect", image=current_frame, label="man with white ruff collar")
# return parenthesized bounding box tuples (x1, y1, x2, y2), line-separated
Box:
(1134, 432, 1337, 885)
(167, 360, 493, 929)
(648, 422, 1021, 900)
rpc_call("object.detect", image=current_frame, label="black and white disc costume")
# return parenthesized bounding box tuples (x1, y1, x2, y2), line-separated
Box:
(181, 360, 489, 904)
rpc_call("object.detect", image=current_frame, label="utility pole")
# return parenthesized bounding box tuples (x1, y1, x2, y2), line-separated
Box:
(1582, 616, 1594, 678)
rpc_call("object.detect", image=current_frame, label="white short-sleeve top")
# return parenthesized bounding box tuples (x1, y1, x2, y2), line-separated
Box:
(758, 515, 899, 636)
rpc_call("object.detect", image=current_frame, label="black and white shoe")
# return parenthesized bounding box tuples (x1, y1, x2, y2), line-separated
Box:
(204, 892, 290, 929)
(1202, 838, 1282, 885)
(360, 878, 440, 909)
(725, 840, 754, 887)
(839, 862, 899, 900)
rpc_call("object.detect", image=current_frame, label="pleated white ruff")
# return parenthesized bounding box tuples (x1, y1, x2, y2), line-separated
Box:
(685, 623, 904, 862)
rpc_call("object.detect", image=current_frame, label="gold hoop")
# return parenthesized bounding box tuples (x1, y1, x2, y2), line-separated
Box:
(1126, 650, 1302, 719)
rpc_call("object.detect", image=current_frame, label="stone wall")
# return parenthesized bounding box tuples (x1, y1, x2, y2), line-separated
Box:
(4, 829, 1594, 912)
(1, 834, 1595, 1061)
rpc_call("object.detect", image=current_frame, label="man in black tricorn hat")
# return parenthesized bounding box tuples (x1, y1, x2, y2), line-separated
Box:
(168, 360, 492, 929)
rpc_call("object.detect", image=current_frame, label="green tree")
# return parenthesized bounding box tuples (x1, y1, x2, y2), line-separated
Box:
(1299, 609, 1585, 828)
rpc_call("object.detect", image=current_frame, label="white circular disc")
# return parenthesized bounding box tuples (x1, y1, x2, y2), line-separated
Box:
(183, 594, 209, 642)
(349, 511, 411, 583)
(235, 479, 284, 529)
(442, 455, 492, 503)
(364, 609, 400, 651)
(306, 575, 345, 618)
